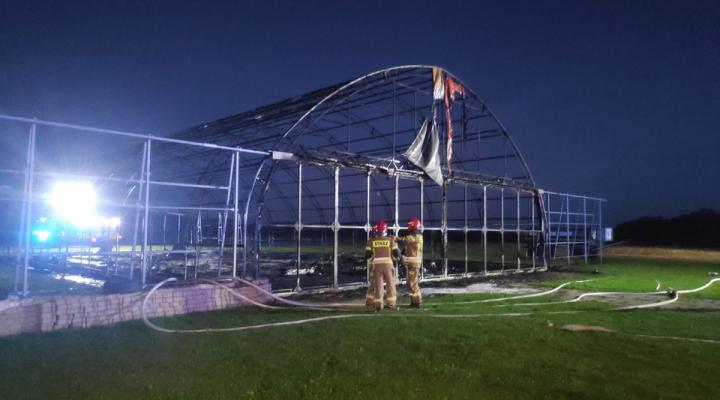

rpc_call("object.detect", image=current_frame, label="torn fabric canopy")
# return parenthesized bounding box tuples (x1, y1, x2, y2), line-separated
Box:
(432, 67, 445, 101)
(404, 117, 444, 186)
(443, 76, 465, 174)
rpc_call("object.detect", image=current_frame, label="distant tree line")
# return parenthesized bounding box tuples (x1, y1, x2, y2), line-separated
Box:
(614, 209, 720, 249)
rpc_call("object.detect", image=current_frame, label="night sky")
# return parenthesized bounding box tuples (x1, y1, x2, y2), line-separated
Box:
(1, 0, 718, 225)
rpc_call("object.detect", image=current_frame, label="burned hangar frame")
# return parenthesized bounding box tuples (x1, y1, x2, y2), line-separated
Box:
(0, 65, 605, 295)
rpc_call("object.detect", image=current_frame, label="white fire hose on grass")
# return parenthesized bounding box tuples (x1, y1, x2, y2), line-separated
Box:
(422, 280, 595, 307)
(490, 278, 720, 311)
(141, 276, 720, 344)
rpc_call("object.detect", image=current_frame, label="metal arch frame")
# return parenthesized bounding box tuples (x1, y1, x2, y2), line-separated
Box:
(241, 65, 537, 276)
(1, 65, 605, 296)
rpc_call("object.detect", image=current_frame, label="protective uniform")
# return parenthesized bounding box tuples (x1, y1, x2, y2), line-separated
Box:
(365, 220, 400, 311)
(365, 224, 379, 308)
(399, 217, 423, 307)
(365, 258, 375, 308)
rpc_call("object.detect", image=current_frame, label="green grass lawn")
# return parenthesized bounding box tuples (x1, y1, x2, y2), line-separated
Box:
(1, 257, 719, 399)
(537, 257, 720, 300)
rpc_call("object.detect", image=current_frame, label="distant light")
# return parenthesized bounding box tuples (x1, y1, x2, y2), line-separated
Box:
(108, 217, 121, 228)
(33, 229, 51, 242)
(38, 216, 48, 224)
(47, 181, 97, 228)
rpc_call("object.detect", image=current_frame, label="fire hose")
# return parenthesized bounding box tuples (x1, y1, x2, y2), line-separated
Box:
(490, 278, 720, 310)
(142, 276, 720, 344)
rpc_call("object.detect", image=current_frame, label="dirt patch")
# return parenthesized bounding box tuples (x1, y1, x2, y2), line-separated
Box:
(561, 324, 615, 333)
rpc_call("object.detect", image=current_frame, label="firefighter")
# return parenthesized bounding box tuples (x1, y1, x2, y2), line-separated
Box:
(365, 220, 400, 311)
(364, 223, 379, 308)
(397, 217, 423, 307)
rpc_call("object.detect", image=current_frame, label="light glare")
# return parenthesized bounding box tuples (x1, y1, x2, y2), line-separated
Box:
(108, 217, 121, 228)
(47, 181, 97, 228)
(33, 229, 51, 242)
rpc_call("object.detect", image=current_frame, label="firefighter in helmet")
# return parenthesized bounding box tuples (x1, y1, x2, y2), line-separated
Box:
(365, 220, 400, 311)
(397, 217, 423, 307)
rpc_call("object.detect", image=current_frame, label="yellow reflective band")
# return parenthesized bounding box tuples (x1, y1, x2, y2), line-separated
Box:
(373, 240, 390, 247)
(386, 296, 396, 302)
(404, 257, 422, 262)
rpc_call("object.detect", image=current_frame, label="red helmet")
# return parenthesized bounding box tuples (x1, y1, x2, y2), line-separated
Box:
(407, 217, 421, 233)
(375, 220, 388, 235)
(370, 223, 379, 236)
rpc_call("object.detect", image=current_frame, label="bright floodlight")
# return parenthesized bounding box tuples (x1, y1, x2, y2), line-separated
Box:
(108, 217, 121, 228)
(47, 181, 97, 228)
(33, 229, 51, 242)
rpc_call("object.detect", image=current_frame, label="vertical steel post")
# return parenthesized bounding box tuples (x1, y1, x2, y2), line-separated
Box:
(394, 173, 399, 236)
(599, 200, 604, 264)
(217, 213, 221, 244)
(419, 178, 424, 280)
(233, 152, 240, 277)
(21, 123, 36, 296)
(394, 172, 400, 282)
(180, 215, 186, 280)
(295, 163, 302, 291)
(392, 83, 397, 161)
(333, 166, 339, 287)
(194, 211, 201, 279)
(141, 140, 152, 286)
(366, 171, 371, 241)
(15, 123, 32, 293)
(216, 153, 235, 276)
(463, 183, 468, 275)
(583, 197, 588, 264)
(366, 171, 371, 284)
(516, 191, 521, 271)
(114, 233, 119, 275)
(162, 214, 167, 251)
(130, 142, 147, 279)
(566, 195, 570, 265)
(441, 179, 448, 277)
(482, 185, 487, 274)
(542, 192, 548, 269)
(500, 188, 505, 270)
(546, 193, 552, 264)
(531, 191, 536, 271)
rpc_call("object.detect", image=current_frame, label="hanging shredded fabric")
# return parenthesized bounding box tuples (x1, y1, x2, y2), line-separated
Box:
(443, 75, 464, 173)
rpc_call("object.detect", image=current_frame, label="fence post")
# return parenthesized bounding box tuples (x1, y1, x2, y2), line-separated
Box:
(141, 140, 152, 286)
(20, 123, 36, 296)
(333, 166, 339, 287)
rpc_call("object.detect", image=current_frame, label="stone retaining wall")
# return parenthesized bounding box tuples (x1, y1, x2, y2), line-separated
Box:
(0, 280, 272, 337)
